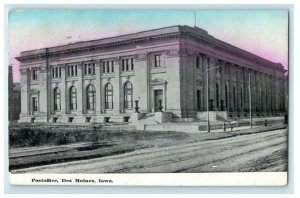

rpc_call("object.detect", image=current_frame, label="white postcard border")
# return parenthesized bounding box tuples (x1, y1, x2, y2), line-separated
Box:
(10, 172, 287, 186)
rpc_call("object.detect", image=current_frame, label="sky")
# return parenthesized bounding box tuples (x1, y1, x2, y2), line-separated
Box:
(8, 10, 288, 82)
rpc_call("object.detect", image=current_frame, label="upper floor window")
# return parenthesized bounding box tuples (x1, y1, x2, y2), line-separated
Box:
(84, 63, 95, 75)
(196, 56, 200, 69)
(52, 66, 62, 78)
(102, 60, 114, 73)
(32, 69, 38, 80)
(67, 65, 78, 77)
(154, 54, 162, 67)
(121, 58, 134, 72)
(196, 54, 205, 71)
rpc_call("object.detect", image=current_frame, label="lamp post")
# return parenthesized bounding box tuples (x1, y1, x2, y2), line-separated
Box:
(206, 65, 220, 133)
(134, 100, 140, 113)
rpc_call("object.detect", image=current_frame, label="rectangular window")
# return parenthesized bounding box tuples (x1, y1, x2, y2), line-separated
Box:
(52, 68, 55, 78)
(75, 65, 77, 76)
(196, 56, 200, 68)
(111, 61, 114, 73)
(121, 58, 134, 71)
(85, 63, 96, 75)
(197, 90, 201, 111)
(92, 63, 95, 74)
(122, 60, 125, 71)
(106, 62, 110, 73)
(131, 58, 134, 70)
(32, 97, 38, 112)
(32, 69, 38, 80)
(102, 63, 106, 73)
(126, 59, 129, 71)
(67, 66, 70, 76)
(154, 54, 162, 67)
(71, 66, 74, 76)
(55, 67, 58, 78)
(52, 66, 62, 78)
(201, 55, 205, 73)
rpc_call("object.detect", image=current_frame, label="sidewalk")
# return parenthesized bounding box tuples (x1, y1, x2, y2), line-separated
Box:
(142, 116, 285, 132)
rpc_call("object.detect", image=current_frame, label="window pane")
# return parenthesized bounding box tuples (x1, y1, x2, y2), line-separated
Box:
(105, 83, 113, 109)
(87, 85, 95, 110)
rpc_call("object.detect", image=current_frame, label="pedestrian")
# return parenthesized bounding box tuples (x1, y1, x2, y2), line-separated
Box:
(264, 119, 268, 126)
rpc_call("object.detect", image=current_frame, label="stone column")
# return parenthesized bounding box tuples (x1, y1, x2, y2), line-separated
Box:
(203, 55, 209, 111)
(259, 72, 263, 113)
(220, 61, 226, 111)
(19, 68, 30, 117)
(36, 66, 48, 122)
(113, 57, 121, 114)
(60, 65, 66, 114)
(208, 57, 216, 111)
(228, 64, 233, 112)
(95, 61, 102, 115)
(255, 73, 259, 113)
(251, 71, 257, 114)
(77, 63, 84, 114)
(232, 65, 237, 112)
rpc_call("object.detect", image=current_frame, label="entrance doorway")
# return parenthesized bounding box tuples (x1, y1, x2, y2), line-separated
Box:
(154, 89, 163, 112)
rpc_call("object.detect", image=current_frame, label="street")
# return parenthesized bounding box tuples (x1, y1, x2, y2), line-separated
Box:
(12, 128, 287, 173)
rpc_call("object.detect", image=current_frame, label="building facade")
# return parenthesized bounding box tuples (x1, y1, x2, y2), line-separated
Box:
(9, 65, 21, 122)
(16, 25, 287, 123)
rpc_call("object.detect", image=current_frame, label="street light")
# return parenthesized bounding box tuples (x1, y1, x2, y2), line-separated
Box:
(206, 66, 220, 133)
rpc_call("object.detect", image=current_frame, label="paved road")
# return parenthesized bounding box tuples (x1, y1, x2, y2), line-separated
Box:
(13, 129, 287, 173)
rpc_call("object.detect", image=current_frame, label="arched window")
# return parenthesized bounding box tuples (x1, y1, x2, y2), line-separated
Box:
(69, 86, 77, 111)
(105, 83, 113, 109)
(86, 84, 95, 110)
(124, 82, 133, 109)
(54, 87, 61, 111)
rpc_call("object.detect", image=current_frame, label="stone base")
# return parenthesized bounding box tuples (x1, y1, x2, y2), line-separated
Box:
(197, 111, 228, 121)
(18, 115, 48, 123)
(155, 112, 173, 123)
(130, 112, 145, 123)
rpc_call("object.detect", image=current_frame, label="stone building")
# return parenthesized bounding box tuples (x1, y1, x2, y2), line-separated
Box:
(8, 65, 21, 122)
(15, 25, 287, 123)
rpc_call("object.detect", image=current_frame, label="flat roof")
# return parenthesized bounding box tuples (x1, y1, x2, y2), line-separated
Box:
(17, 25, 283, 69)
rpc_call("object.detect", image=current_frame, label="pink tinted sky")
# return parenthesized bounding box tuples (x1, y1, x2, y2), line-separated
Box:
(8, 10, 288, 82)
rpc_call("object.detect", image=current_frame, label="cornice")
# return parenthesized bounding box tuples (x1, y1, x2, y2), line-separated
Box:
(15, 25, 284, 72)
(16, 32, 181, 62)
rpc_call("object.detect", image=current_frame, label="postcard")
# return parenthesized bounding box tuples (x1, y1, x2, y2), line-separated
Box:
(8, 9, 288, 186)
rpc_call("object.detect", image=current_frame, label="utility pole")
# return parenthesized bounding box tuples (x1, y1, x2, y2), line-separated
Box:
(206, 66, 220, 132)
(249, 73, 252, 128)
(206, 66, 210, 132)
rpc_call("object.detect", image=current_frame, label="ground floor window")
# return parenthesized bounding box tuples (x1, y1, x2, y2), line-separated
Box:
(87, 84, 96, 110)
(197, 90, 201, 111)
(124, 82, 133, 109)
(69, 86, 77, 111)
(32, 97, 38, 113)
(54, 87, 61, 111)
(105, 83, 113, 109)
